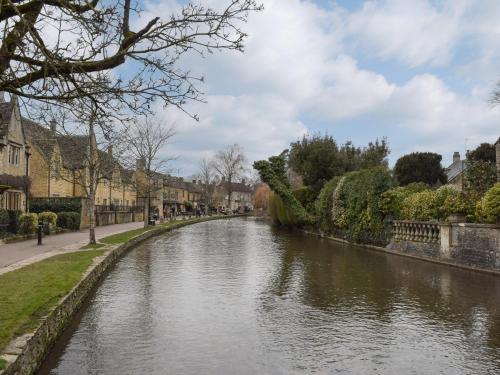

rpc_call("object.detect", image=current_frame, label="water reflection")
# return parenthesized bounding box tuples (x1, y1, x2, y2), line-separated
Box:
(38, 218, 500, 374)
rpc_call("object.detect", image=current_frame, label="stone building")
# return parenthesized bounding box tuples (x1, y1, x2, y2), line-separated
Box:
(215, 179, 253, 212)
(444, 151, 466, 191)
(0, 95, 31, 211)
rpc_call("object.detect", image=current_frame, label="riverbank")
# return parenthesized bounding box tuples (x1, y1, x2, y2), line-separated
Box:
(306, 226, 500, 277)
(0, 215, 242, 375)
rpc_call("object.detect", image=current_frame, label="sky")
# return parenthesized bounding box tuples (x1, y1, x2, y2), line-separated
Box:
(143, 0, 500, 177)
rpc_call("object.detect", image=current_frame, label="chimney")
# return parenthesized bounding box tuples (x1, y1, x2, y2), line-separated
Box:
(192, 179, 196, 184)
(197, 180, 201, 185)
(50, 118, 56, 133)
(242, 178, 246, 185)
(108, 145, 113, 156)
(136, 158, 145, 170)
(453, 151, 460, 163)
(496, 137, 500, 182)
(221, 176, 225, 182)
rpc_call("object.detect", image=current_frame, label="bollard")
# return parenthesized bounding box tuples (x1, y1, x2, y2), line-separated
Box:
(37, 221, 43, 245)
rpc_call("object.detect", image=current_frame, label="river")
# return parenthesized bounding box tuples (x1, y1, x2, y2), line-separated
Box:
(38, 217, 500, 374)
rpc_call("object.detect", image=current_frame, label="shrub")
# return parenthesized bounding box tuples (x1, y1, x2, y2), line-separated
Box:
(400, 190, 436, 221)
(330, 167, 393, 243)
(7, 210, 21, 234)
(379, 182, 429, 219)
(293, 186, 316, 214)
(19, 213, 38, 235)
(483, 183, 500, 223)
(57, 211, 81, 230)
(39, 211, 57, 226)
(315, 176, 341, 232)
(39, 211, 58, 234)
(394, 152, 447, 186)
(0, 209, 9, 233)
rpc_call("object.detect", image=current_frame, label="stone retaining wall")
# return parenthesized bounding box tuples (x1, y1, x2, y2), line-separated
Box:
(389, 222, 499, 272)
(0, 215, 242, 375)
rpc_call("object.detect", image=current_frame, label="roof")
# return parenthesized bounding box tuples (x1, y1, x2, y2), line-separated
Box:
(185, 181, 203, 193)
(22, 117, 56, 160)
(220, 181, 253, 193)
(445, 160, 466, 182)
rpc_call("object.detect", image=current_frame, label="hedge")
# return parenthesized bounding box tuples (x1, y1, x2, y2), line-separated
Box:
(315, 176, 341, 232)
(29, 197, 82, 214)
(330, 166, 393, 244)
(56, 212, 81, 230)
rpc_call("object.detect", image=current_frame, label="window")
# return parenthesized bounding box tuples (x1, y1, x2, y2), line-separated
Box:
(8, 145, 20, 165)
(5, 191, 21, 210)
(103, 199, 107, 205)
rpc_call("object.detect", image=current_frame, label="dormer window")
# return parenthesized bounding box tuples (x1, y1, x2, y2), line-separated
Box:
(8, 144, 20, 165)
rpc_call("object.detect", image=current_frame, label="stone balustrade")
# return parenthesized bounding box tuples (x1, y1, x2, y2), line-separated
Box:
(392, 220, 440, 243)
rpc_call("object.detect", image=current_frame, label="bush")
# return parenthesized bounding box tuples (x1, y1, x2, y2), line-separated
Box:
(379, 182, 429, 219)
(19, 213, 38, 235)
(0, 209, 9, 233)
(315, 176, 341, 232)
(330, 167, 393, 243)
(7, 210, 20, 234)
(39, 211, 58, 234)
(292, 186, 317, 214)
(400, 190, 436, 221)
(483, 183, 500, 223)
(56, 211, 81, 230)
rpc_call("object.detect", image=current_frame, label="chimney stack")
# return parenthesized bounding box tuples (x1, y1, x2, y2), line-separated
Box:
(192, 179, 196, 184)
(136, 158, 145, 171)
(453, 151, 460, 163)
(108, 145, 113, 156)
(242, 178, 246, 185)
(49, 118, 56, 133)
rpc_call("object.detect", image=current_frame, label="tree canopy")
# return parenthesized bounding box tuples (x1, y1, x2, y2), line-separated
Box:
(393, 152, 447, 186)
(288, 134, 389, 193)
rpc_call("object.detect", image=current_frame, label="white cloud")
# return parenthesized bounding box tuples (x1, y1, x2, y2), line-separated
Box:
(346, 0, 469, 67)
(138, 0, 500, 174)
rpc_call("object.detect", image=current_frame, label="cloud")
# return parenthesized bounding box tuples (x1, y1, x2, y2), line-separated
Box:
(346, 0, 468, 67)
(138, 0, 500, 175)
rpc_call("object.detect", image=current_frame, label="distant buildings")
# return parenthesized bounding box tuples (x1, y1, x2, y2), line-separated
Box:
(0, 94, 254, 217)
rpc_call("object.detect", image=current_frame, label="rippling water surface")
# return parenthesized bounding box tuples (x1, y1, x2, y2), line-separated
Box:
(38, 218, 500, 374)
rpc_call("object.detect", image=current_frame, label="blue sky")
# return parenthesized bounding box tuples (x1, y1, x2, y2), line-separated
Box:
(141, 0, 500, 177)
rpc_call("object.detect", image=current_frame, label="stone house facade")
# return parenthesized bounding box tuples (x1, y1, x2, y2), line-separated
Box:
(215, 180, 253, 212)
(0, 95, 30, 211)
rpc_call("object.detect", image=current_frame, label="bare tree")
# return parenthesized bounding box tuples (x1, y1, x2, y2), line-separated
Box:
(213, 144, 246, 211)
(47, 101, 125, 244)
(123, 117, 176, 227)
(198, 158, 217, 214)
(0, 0, 262, 115)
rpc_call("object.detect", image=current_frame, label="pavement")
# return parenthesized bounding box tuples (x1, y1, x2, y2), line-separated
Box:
(0, 221, 144, 274)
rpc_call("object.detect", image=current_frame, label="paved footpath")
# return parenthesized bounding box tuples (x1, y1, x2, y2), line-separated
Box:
(0, 221, 144, 274)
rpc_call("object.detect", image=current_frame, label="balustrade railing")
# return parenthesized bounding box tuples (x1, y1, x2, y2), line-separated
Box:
(392, 220, 440, 243)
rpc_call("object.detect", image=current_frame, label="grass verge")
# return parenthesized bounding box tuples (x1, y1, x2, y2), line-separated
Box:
(0, 250, 104, 354)
(0, 357, 7, 370)
(80, 242, 106, 250)
(99, 217, 217, 245)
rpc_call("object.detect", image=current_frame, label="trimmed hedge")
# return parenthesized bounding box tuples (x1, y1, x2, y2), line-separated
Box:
(19, 213, 38, 235)
(56, 212, 81, 230)
(29, 198, 82, 214)
(315, 176, 341, 232)
(7, 210, 21, 234)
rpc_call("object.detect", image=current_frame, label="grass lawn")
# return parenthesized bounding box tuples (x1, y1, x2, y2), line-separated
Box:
(0, 250, 104, 354)
(80, 242, 107, 250)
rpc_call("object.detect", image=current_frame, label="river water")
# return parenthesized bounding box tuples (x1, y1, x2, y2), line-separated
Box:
(38, 218, 500, 374)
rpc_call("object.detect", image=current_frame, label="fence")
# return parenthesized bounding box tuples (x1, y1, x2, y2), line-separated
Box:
(392, 220, 440, 244)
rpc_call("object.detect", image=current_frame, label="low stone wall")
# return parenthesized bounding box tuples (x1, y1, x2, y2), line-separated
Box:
(388, 221, 499, 273)
(0, 215, 242, 375)
(446, 223, 499, 271)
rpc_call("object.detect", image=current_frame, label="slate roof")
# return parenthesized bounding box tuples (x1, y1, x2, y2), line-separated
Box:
(445, 160, 466, 182)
